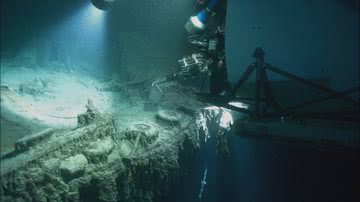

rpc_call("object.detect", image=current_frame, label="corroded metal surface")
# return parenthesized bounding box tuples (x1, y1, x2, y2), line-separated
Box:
(1, 107, 200, 202)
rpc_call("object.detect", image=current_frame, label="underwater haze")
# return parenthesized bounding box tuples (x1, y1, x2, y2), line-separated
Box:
(1, 0, 360, 202)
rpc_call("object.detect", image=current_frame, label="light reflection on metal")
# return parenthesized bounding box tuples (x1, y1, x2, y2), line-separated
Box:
(201, 106, 234, 132)
(228, 101, 249, 109)
(198, 167, 208, 199)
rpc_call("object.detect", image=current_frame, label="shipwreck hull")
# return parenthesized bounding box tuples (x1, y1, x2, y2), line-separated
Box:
(1, 110, 200, 202)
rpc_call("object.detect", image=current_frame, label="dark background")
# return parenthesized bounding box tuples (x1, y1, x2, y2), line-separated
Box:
(226, 0, 359, 91)
(170, 133, 360, 202)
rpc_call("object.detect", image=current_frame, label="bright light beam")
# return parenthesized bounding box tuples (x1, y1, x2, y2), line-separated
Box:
(86, 3, 106, 27)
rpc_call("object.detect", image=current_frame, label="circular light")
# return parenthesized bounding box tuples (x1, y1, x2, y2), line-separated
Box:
(90, 0, 115, 11)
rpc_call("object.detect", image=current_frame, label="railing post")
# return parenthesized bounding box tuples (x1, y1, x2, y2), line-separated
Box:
(253, 48, 265, 118)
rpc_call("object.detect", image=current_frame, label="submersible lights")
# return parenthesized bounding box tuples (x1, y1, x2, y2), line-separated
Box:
(185, 0, 219, 34)
(91, 0, 116, 11)
(87, 2, 106, 26)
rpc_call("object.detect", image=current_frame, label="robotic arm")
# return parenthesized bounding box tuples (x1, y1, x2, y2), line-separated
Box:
(152, 53, 212, 87)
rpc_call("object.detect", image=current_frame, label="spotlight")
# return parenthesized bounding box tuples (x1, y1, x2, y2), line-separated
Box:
(87, 2, 106, 26)
(185, 0, 219, 34)
(185, 15, 206, 34)
(91, 0, 116, 11)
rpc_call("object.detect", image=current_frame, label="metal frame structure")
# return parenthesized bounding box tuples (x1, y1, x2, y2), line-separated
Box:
(230, 48, 360, 121)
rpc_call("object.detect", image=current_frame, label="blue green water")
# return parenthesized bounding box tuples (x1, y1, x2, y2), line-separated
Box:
(166, 132, 360, 202)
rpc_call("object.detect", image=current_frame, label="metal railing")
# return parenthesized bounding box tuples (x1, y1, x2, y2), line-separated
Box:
(230, 48, 359, 121)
